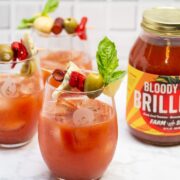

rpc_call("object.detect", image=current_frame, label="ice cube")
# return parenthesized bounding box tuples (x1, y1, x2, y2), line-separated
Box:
(0, 77, 19, 98)
(19, 76, 43, 95)
(20, 76, 41, 95)
(0, 119, 25, 131)
(80, 99, 113, 123)
(42, 101, 56, 115)
(80, 99, 100, 112)
(74, 129, 89, 142)
(50, 125, 61, 141)
(0, 99, 11, 111)
(57, 94, 87, 112)
(73, 107, 94, 127)
(55, 102, 75, 116)
(55, 115, 66, 123)
(20, 81, 35, 95)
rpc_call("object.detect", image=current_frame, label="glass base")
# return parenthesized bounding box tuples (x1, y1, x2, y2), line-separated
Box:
(0, 140, 30, 149)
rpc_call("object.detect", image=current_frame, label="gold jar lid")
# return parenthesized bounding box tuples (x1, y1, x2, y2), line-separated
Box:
(141, 7, 180, 37)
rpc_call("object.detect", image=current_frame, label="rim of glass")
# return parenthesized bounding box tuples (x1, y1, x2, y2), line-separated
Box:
(0, 51, 38, 65)
(46, 70, 105, 95)
(32, 28, 82, 39)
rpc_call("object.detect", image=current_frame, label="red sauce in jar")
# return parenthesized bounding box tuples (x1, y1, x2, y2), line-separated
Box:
(126, 7, 180, 145)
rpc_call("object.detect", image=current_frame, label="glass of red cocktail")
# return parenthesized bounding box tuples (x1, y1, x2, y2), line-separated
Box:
(0, 35, 43, 148)
(33, 31, 92, 83)
(38, 36, 125, 179)
(38, 72, 118, 180)
(18, 0, 92, 83)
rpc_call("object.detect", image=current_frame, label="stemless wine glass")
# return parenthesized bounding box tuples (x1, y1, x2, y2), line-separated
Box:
(0, 53, 43, 148)
(38, 72, 118, 180)
(32, 31, 92, 83)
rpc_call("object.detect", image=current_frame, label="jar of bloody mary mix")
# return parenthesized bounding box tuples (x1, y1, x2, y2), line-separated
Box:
(127, 7, 180, 145)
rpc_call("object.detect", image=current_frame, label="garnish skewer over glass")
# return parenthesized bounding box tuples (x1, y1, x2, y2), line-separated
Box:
(18, 0, 92, 83)
(0, 34, 43, 148)
(38, 37, 126, 179)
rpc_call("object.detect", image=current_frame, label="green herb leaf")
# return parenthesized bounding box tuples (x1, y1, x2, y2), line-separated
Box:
(18, 16, 38, 29)
(109, 70, 126, 83)
(18, 0, 61, 29)
(96, 37, 126, 86)
(42, 0, 61, 16)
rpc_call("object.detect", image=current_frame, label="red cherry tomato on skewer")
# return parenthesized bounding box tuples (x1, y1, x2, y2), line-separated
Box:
(76, 17, 88, 40)
(11, 42, 28, 68)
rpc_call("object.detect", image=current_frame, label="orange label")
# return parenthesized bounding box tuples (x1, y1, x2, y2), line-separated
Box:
(127, 64, 180, 136)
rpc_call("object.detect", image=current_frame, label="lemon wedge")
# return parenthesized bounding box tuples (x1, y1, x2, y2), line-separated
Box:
(103, 79, 122, 97)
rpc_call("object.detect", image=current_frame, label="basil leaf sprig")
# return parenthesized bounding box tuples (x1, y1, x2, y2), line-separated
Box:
(18, 16, 39, 29)
(41, 0, 60, 15)
(96, 37, 126, 86)
(18, 0, 61, 29)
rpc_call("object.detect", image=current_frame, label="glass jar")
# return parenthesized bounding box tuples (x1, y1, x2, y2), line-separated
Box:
(38, 72, 118, 180)
(32, 30, 92, 83)
(126, 7, 180, 146)
(0, 53, 43, 148)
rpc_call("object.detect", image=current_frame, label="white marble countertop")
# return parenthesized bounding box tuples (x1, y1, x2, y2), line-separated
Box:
(1, 78, 180, 180)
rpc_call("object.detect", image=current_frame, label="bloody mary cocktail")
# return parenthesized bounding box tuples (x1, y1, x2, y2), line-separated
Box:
(38, 36, 125, 179)
(18, 0, 92, 83)
(0, 34, 43, 148)
(0, 73, 43, 146)
(39, 80, 117, 180)
(40, 49, 92, 83)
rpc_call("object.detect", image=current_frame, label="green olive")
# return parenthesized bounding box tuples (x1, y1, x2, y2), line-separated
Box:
(63, 18, 78, 34)
(0, 44, 14, 61)
(84, 73, 104, 98)
(21, 60, 36, 76)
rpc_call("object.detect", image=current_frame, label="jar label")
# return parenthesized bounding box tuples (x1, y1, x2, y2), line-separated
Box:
(127, 64, 180, 136)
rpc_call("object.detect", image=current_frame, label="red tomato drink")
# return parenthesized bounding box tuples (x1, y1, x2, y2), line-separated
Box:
(40, 50, 92, 83)
(0, 34, 43, 148)
(0, 74, 43, 147)
(39, 97, 117, 179)
(38, 36, 124, 179)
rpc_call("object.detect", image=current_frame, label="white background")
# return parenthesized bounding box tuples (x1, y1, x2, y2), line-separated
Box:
(0, 0, 179, 67)
(0, 1, 180, 179)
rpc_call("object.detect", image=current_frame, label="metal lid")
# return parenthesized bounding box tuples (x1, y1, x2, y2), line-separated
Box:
(141, 7, 180, 37)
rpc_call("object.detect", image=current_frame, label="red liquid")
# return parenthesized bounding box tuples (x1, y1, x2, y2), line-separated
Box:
(129, 33, 180, 145)
(39, 99, 117, 179)
(40, 50, 92, 83)
(0, 74, 43, 145)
